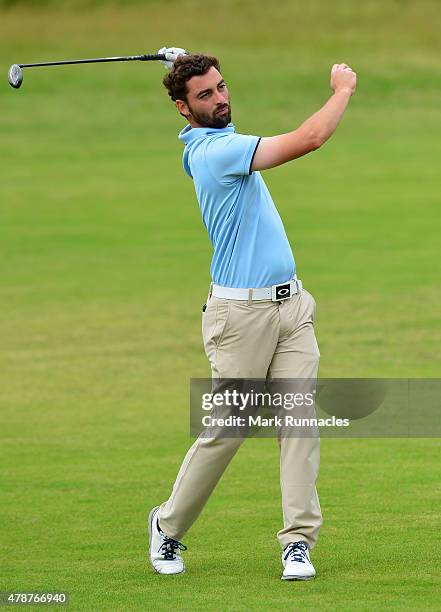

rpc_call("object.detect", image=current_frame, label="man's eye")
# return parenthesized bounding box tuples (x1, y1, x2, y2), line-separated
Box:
(219, 84, 226, 90)
(200, 92, 209, 98)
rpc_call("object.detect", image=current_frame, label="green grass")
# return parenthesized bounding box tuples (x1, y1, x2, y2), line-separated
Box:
(1, 1, 441, 609)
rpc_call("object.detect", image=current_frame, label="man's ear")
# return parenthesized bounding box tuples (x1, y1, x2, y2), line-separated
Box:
(176, 99, 190, 120)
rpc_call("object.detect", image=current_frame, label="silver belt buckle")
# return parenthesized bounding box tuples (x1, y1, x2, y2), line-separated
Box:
(271, 280, 293, 301)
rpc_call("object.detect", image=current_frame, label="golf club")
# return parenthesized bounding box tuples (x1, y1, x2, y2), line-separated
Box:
(7, 52, 167, 89)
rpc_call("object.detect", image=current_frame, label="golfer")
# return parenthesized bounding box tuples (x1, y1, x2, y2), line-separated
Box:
(149, 47, 357, 580)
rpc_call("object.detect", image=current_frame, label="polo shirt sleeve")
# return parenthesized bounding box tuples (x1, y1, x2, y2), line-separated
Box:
(205, 133, 261, 183)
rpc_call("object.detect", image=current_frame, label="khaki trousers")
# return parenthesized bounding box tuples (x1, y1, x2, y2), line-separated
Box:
(159, 287, 322, 550)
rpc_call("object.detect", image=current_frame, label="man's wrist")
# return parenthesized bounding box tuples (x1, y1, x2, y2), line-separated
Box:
(334, 86, 353, 97)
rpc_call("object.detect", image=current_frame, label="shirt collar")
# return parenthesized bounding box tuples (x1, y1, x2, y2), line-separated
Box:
(179, 123, 236, 144)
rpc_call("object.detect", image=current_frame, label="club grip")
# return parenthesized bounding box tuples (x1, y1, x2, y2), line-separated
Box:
(140, 54, 167, 61)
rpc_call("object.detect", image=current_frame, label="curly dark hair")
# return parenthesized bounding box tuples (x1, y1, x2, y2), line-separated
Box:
(163, 54, 221, 102)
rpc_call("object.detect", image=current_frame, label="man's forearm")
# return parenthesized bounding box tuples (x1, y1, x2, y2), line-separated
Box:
(298, 88, 352, 149)
(251, 64, 356, 171)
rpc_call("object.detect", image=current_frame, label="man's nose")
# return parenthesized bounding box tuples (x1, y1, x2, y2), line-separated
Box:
(214, 91, 227, 104)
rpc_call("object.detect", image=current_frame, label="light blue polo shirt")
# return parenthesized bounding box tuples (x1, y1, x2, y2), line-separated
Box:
(179, 123, 295, 288)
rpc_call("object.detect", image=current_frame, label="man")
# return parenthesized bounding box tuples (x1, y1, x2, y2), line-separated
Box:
(149, 47, 357, 580)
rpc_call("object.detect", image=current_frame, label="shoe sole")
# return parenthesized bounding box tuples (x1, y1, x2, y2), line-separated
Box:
(148, 506, 185, 576)
(281, 575, 315, 581)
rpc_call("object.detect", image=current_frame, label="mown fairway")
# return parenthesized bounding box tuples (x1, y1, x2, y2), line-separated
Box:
(1, 1, 440, 610)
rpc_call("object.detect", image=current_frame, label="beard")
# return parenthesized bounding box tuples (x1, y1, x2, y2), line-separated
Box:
(187, 102, 232, 128)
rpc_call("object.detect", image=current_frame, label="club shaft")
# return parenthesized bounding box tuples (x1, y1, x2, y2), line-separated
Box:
(18, 53, 166, 69)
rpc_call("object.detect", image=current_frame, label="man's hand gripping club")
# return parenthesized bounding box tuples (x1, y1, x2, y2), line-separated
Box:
(157, 46, 189, 70)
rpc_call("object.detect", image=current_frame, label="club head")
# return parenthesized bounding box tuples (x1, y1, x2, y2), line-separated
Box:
(8, 64, 23, 89)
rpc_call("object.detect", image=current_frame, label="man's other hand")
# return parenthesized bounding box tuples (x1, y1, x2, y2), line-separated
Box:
(330, 63, 357, 96)
(158, 46, 189, 70)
